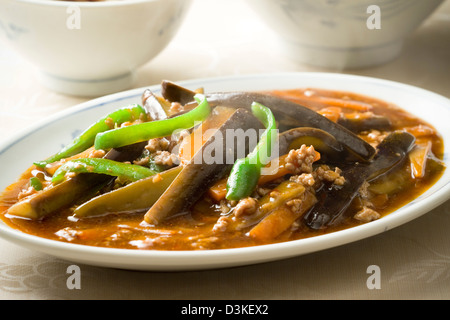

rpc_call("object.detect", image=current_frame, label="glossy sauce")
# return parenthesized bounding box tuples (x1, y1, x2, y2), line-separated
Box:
(0, 89, 445, 250)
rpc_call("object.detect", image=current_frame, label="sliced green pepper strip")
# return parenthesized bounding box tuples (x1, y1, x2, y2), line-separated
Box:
(226, 102, 277, 201)
(29, 177, 43, 191)
(51, 158, 158, 185)
(94, 94, 211, 150)
(34, 104, 148, 168)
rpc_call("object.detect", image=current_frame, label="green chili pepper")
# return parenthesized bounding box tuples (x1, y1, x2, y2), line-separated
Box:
(94, 94, 211, 150)
(51, 158, 158, 185)
(34, 104, 148, 168)
(29, 177, 43, 191)
(226, 102, 277, 201)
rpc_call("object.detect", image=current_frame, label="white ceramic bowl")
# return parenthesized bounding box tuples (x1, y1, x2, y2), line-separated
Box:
(246, 0, 444, 69)
(0, 0, 192, 96)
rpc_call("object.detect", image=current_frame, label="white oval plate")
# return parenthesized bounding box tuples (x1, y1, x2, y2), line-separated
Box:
(1, 72, 449, 271)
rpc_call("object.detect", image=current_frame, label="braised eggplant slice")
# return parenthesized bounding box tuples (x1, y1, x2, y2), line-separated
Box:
(303, 131, 416, 230)
(73, 166, 182, 217)
(337, 114, 392, 133)
(142, 89, 170, 120)
(144, 108, 264, 225)
(160, 82, 386, 149)
(278, 127, 345, 162)
(6, 142, 146, 219)
(104, 141, 148, 163)
(161, 80, 198, 105)
(7, 173, 111, 220)
(183, 91, 376, 162)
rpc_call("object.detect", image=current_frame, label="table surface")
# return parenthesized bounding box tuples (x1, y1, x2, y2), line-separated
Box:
(0, 0, 449, 300)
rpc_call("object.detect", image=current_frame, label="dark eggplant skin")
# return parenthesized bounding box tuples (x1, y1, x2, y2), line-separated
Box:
(161, 80, 198, 106)
(104, 141, 148, 162)
(303, 131, 416, 230)
(159, 81, 376, 161)
(182, 91, 376, 162)
(142, 89, 169, 121)
(144, 108, 264, 225)
(337, 115, 392, 133)
(6, 142, 147, 219)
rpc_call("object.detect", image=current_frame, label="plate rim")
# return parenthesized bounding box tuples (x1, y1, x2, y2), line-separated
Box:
(0, 71, 449, 271)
